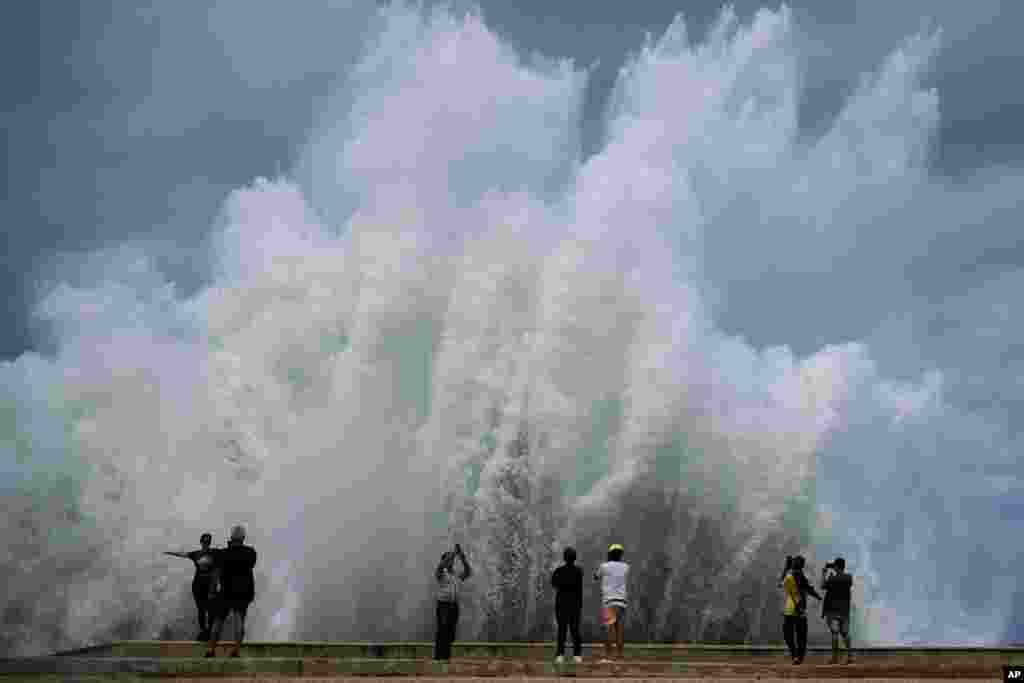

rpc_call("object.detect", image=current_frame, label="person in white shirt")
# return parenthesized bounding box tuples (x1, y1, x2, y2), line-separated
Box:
(593, 543, 629, 662)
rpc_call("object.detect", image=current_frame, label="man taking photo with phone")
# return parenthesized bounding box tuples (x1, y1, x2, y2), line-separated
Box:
(821, 557, 854, 665)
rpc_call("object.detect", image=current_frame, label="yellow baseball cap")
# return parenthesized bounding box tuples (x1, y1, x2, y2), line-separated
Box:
(609, 543, 624, 552)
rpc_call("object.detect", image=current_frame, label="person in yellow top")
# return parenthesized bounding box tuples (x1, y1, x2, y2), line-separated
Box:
(782, 556, 821, 664)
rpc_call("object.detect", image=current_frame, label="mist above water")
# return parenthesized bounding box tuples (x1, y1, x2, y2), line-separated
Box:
(2, 3, 1022, 655)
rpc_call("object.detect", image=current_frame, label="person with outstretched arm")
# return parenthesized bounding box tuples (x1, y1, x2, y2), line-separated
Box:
(205, 525, 257, 658)
(434, 543, 472, 661)
(551, 547, 583, 663)
(165, 533, 218, 640)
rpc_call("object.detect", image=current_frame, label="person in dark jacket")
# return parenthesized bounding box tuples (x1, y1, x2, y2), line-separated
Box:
(205, 525, 257, 658)
(165, 533, 218, 640)
(434, 543, 472, 661)
(551, 547, 583, 663)
(821, 557, 854, 664)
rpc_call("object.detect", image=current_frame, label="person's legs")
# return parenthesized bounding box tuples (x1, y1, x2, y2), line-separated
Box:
(433, 603, 446, 660)
(197, 603, 209, 639)
(555, 608, 568, 658)
(782, 616, 797, 661)
(602, 606, 614, 660)
(435, 602, 458, 660)
(448, 603, 459, 658)
(614, 607, 625, 658)
(205, 601, 226, 657)
(229, 603, 249, 656)
(839, 616, 852, 662)
(795, 616, 808, 662)
(826, 616, 840, 663)
(192, 583, 209, 639)
(569, 608, 582, 658)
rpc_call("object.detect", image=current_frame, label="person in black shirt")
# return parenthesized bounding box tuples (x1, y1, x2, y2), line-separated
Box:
(205, 525, 257, 658)
(821, 557, 854, 664)
(165, 533, 218, 640)
(551, 547, 583, 663)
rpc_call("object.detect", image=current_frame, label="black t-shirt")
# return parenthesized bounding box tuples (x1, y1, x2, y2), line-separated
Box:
(551, 564, 583, 610)
(822, 572, 853, 617)
(214, 544, 258, 601)
(187, 549, 218, 584)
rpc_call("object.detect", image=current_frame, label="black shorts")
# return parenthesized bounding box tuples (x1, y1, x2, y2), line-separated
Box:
(210, 596, 252, 620)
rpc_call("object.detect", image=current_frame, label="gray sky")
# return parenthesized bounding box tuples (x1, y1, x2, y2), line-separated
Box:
(2, 0, 1023, 359)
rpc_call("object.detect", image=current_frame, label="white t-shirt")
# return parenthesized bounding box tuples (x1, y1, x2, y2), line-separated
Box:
(596, 561, 629, 605)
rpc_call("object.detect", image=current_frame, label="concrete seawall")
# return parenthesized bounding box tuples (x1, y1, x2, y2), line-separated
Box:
(0, 641, 1017, 679)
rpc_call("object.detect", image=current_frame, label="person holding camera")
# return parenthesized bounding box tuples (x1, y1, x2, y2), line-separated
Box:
(821, 557, 854, 664)
(434, 543, 472, 661)
(594, 543, 629, 663)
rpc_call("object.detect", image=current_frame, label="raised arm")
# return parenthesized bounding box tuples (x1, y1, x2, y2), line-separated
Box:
(164, 551, 190, 559)
(457, 547, 472, 581)
(436, 553, 452, 581)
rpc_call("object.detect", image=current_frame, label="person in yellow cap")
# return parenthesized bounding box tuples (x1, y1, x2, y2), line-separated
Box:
(593, 543, 629, 663)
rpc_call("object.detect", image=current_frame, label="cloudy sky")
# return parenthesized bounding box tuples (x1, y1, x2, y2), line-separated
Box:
(3, 0, 1024, 360)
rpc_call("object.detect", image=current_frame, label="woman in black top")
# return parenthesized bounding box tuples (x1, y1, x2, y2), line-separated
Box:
(165, 533, 218, 640)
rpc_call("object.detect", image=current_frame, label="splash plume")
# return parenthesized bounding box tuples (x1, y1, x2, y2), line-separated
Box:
(2, 3, 1021, 655)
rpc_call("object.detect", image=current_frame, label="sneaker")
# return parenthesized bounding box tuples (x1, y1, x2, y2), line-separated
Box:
(555, 655, 564, 664)
(573, 656, 583, 664)
(598, 658, 614, 664)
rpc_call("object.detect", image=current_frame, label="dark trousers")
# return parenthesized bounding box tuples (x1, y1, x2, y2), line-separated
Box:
(192, 581, 213, 636)
(434, 601, 459, 660)
(555, 605, 582, 656)
(783, 615, 808, 660)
